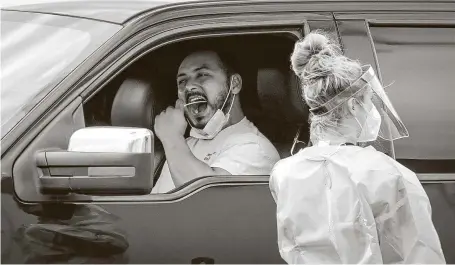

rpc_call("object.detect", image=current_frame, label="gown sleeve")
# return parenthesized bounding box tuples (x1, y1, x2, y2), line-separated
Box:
(363, 160, 446, 264)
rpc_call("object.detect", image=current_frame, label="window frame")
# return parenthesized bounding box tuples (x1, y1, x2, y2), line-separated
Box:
(10, 8, 337, 202)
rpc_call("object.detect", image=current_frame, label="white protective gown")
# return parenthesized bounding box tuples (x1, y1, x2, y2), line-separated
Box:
(269, 145, 446, 264)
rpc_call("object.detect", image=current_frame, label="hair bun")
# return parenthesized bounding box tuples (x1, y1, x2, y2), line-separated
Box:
(290, 31, 363, 113)
(290, 32, 338, 79)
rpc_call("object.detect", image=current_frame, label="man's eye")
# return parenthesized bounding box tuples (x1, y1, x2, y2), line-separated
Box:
(198, 72, 210, 78)
(178, 79, 186, 85)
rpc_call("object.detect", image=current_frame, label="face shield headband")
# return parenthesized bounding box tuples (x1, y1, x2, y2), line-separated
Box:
(309, 65, 409, 141)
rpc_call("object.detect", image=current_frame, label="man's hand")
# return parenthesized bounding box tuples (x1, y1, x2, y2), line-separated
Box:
(154, 99, 187, 145)
(154, 100, 231, 188)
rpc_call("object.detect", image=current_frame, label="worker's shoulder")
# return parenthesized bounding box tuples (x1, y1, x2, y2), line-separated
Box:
(350, 147, 422, 188)
(270, 148, 315, 176)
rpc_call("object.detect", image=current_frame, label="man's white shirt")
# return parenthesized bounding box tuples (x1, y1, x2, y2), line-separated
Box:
(151, 117, 280, 193)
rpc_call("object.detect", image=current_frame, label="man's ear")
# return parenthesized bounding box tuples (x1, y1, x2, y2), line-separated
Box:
(230, 74, 242, 94)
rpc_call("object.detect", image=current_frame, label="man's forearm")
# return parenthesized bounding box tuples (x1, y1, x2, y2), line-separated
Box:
(162, 136, 217, 187)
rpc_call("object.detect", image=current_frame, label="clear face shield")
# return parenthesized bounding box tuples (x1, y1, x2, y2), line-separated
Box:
(308, 65, 409, 150)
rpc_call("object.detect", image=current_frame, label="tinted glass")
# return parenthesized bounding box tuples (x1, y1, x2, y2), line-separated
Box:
(370, 26, 455, 164)
(1, 11, 121, 137)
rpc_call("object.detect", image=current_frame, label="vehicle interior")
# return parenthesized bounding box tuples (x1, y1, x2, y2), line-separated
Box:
(83, 33, 310, 187)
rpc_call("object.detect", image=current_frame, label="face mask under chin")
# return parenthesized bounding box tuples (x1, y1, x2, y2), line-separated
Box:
(184, 106, 212, 129)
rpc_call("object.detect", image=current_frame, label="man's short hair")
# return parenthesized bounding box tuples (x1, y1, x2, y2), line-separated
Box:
(215, 50, 236, 77)
(182, 41, 238, 78)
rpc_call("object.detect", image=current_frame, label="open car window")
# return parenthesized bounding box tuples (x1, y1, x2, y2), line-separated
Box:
(82, 32, 306, 197)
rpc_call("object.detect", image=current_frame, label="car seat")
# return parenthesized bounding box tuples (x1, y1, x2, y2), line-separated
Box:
(110, 77, 166, 184)
(255, 68, 309, 158)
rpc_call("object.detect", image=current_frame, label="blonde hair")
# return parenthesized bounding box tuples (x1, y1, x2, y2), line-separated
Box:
(290, 31, 364, 143)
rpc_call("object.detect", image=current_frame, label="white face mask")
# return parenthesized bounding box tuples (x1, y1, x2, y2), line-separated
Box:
(188, 77, 235, 140)
(356, 103, 382, 142)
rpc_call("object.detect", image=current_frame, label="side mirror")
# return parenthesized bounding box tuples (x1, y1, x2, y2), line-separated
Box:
(35, 127, 154, 195)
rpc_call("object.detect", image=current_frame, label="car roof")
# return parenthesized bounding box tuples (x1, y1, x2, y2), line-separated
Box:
(1, 0, 202, 24)
(2, 0, 453, 25)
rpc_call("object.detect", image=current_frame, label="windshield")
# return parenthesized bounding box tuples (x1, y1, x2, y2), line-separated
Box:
(1, 10, 121, 138)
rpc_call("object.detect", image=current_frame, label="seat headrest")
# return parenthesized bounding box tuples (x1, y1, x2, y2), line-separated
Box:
(111, 77, 156, 128)
(257, 68, 308, 124)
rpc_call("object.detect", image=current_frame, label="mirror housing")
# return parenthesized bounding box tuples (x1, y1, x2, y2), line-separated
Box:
(36, 127, 154, 195)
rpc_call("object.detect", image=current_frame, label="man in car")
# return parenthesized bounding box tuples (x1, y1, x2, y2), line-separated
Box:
(151, 49, 280, 193)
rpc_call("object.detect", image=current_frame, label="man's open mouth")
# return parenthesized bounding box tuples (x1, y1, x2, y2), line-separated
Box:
(185, 93, 208, 115)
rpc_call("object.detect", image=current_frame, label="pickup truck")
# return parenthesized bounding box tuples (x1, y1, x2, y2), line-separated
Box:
(1, 0, 454, 263)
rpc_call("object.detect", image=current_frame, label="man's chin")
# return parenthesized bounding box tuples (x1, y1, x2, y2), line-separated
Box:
(186, 116, 208, 129)
(185, 111, 213, 129)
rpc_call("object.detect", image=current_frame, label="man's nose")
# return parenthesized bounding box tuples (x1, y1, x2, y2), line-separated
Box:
(179, 83, 198, 100)
(185, 82, 200, 93)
